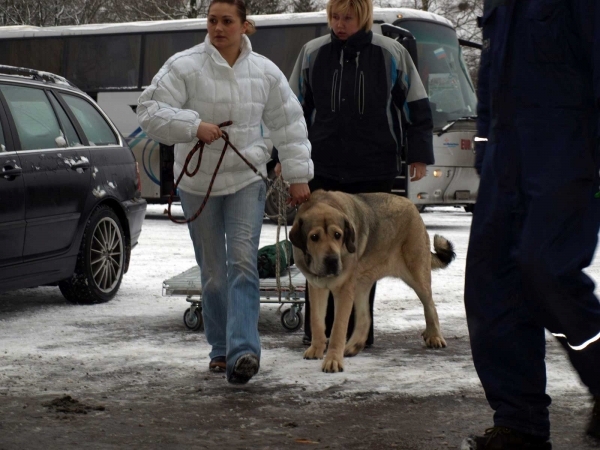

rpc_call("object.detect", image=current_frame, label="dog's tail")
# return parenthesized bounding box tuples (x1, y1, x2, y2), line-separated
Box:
(431, 234, 456, 270)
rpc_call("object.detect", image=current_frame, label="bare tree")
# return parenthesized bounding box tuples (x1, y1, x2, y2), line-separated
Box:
(293, 0, 319, 13)
(245, 0, 287, 15)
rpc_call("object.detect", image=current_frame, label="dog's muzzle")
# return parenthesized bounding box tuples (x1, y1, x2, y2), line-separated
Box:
(323, 255, 340, 276)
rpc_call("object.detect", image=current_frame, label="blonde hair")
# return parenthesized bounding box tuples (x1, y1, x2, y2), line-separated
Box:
(326, 0, 373, 32)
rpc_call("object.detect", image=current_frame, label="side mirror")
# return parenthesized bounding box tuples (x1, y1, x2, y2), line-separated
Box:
(381, 23, 419, 70)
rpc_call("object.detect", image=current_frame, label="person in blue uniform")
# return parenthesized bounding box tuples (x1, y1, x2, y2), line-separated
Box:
(462, 1, 600, 448)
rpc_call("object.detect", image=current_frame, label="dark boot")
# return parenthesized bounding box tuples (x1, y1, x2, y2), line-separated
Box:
(228, 353, 259, 385)
(588, 396, 600, 440)
(461, 427, 552, 450)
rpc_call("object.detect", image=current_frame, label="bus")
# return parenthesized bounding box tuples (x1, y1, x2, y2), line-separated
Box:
(0, 8, 480, 215)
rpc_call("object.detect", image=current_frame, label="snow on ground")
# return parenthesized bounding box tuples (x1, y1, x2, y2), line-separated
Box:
(0, 205, 595, 401)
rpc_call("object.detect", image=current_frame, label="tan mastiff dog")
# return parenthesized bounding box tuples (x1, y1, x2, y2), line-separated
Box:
(290, 190, 455, 373)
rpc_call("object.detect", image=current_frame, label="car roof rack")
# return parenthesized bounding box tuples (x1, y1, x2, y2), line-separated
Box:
(0, 65, 75, 88)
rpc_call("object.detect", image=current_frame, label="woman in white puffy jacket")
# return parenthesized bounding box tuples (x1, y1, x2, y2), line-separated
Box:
(137, 0, 313, 385)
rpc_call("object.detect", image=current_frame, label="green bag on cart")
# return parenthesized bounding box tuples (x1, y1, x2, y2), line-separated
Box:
(257, 240, 294, 279)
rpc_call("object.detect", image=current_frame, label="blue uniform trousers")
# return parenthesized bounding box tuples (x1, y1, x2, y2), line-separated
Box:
(465, 113, 600, 437)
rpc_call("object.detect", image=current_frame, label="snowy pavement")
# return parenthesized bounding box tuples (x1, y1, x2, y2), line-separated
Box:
(0, 205, 594, 401)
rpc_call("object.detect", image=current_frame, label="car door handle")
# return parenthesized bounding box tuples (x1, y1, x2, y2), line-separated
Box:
(70, 161, 91, 170)
(2, 165, 22, 180)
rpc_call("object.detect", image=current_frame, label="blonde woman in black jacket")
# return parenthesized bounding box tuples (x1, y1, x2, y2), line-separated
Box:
(287, 0, 434, 347)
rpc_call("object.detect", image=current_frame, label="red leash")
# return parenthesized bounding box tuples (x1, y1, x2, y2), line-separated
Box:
(167, 121, 288, 224)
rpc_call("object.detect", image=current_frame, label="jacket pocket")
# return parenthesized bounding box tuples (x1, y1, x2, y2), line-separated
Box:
(526, 0, 567, 64)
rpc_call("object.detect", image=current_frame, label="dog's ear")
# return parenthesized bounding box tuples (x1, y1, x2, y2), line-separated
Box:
(344, 218, 356, 253)
(289, 218, 307, 254)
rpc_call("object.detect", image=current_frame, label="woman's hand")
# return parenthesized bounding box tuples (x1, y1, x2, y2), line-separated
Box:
(409, 162, 427, 182)
(196, 122, 223, 144)
(287, 183, 311, 207)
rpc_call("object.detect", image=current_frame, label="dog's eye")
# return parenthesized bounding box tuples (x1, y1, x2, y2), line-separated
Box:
(334, 232, 341, 240)
(310, 234, 319, 242)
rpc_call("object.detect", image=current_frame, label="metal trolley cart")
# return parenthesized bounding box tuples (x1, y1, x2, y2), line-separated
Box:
(162, 265, 306, 332)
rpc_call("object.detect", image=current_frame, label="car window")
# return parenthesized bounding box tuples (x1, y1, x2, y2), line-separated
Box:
(48, 92, 82, 147)
(0, 85, 64, 150)
(0, 118, 6, 152)
(61, 94, 118, 146)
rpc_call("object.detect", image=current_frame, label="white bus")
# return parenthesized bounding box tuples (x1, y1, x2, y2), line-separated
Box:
(0, 8, 480, 214)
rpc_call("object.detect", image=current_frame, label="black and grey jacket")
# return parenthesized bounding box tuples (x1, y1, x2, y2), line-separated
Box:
(290, 29, 433, 182)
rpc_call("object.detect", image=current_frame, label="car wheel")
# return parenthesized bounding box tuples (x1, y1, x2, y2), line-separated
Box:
(59, 205, 125, 304)
(264, 169, 296, 225)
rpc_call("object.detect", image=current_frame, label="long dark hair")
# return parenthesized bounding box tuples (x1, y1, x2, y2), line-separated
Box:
(207, 0, 256, 36)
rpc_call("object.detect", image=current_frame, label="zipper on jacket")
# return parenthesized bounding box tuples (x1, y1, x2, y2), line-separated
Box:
(331, 69, 339, 112)
(357, 48, 364, 116)
(359, 71, 365, 115)
(338, 51, 344, 112)
(351, 52, 364, 116)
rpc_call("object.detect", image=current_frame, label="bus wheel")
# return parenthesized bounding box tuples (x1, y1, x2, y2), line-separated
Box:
(464, 204, 475, 213)
(416, 205, 426, 213)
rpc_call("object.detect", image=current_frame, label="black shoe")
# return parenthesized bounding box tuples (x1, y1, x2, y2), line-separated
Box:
(588, 396, 600, 440)
(302, 335, 311, 346)
(461, 427, 552, 450)
(209, 356, 226, 373)
(228, 353, 259, 385)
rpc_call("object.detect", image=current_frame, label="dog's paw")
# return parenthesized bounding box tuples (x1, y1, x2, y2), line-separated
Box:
(344, 341, 365, 357)
(304, 344, 325, 360)
(422, 330, 447, 349)
(322, 354, 344, 373)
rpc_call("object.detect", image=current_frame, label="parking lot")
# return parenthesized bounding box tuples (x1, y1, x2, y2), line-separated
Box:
(1, 206, 598, 449)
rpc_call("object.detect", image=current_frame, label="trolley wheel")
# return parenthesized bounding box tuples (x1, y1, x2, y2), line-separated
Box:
(281, 308, 303, 332)
(183, 307, 203, 331)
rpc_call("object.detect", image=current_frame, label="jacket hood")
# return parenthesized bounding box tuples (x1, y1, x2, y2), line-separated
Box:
(331, 28, 373, 58)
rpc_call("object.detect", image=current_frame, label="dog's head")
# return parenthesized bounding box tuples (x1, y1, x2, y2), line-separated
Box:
(290, 201, 355, 278)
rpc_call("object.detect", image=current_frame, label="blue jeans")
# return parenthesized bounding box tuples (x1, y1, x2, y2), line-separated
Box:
(179, 181, 266, 377)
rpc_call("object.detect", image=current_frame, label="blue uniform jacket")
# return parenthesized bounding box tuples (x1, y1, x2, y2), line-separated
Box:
(475, 0, 600, 173)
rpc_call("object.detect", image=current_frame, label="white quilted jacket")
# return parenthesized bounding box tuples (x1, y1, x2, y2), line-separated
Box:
(137, 34, 313, 196)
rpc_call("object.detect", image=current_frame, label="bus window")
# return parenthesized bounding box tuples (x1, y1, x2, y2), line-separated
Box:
(65, 35, 141, 91)
(0, 38, 65, 76)
(396, 20, 477, 130)
(250, 25, 328, 78)
(143, 31, 206, 86)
